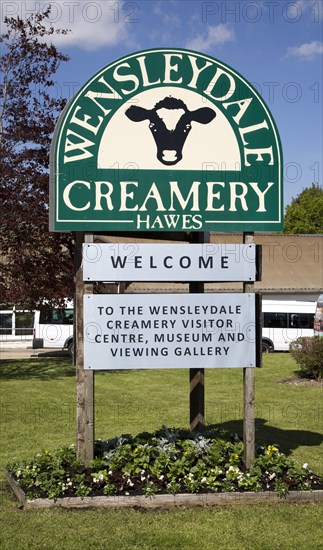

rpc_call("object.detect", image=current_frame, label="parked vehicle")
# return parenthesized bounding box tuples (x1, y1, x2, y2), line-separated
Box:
(314, 294, 323, 336)
(262, 299, 315, 352)
(32, 301, 74, 355)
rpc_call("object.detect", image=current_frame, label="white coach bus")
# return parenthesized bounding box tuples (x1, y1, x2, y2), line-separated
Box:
(32, 301, 74, 355)
(262, 299, 315, 352)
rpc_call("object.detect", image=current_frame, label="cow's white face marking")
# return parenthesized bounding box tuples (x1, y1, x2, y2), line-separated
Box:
(162, 150, 177, 162)
(156, 108, 185, 131)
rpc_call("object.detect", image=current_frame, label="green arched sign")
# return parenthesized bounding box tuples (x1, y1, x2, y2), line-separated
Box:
(50, 48, 283, 232)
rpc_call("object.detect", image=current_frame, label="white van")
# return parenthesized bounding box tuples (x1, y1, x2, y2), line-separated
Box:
(262, 299, 315, 352)
(314, 294, 323, 336)
(32, 301, 74, 355)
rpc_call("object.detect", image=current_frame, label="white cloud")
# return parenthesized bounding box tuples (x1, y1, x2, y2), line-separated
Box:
(2, 1, 132, 51)
(287, 41, 323, 59)
(186, 24, 235, 52)
(152, 1, 180, 26)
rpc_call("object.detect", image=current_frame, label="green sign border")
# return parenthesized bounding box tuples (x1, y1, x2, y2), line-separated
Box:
(50, 48, 283, 232)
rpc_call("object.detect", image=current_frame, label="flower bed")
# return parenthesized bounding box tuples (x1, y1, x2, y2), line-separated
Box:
(7, 426, 322, 505)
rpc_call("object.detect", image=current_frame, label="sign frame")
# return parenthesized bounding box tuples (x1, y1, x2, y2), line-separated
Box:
(50, 48, 283, 233)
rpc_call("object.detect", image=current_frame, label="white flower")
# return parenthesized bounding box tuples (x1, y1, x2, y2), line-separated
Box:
(140, 475, 146, 481)
(127, 479, 134, 487)
(269, 473, 276, 480)
(108, 470, 113, 475)
(98, 473, 104, 482)
(159, 475, 164, 481)
(302, 463, 308, 469)
(125, 492, 130, 496)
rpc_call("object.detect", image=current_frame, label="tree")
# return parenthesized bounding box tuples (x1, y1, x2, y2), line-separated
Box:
(284, 184, 323, 234)
(0, 10, 74, 308)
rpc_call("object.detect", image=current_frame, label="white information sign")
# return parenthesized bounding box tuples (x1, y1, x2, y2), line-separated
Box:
(83, 243, 257, 282)
(84, 293, 256, 370)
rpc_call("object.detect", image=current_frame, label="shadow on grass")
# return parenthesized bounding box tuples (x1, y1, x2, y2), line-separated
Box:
(0, 360, 135, 380)
(0, 359, 75, 380)
(210, 419, 323, 457)
(0, 360, 140, 380)
(36, 350, 70, 358)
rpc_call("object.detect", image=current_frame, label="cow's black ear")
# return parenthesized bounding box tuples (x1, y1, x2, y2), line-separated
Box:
(190, 107, 216, 124)
(125, 105, 151, 122)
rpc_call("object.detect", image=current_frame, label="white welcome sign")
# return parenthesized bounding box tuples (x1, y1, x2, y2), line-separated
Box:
(83, 243, 257, 282)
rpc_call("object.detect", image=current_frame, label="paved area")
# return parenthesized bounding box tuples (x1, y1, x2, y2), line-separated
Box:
(0, 343, 69, 360)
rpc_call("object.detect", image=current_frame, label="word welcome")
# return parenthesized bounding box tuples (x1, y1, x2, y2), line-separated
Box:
(83, 243, 256, 283)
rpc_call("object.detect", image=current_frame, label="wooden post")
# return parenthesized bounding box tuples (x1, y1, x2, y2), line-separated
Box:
(75, 233, 94, 466)
(189, 367, 205, 431)
(243, 232, 255, 469)
(189, 232, 209, 431)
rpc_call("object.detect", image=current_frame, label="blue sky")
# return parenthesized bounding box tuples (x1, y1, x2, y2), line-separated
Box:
(2, 0, 322, 206)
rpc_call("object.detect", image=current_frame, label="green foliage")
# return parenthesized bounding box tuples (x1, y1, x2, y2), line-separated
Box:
(251, 444, 317, 495)
(7, 445, 85, 500)
(0, 9, 73, 307)
(284, 183, 323, 234)
(7, 427, 321, 501)
(290, 336, 323, 380)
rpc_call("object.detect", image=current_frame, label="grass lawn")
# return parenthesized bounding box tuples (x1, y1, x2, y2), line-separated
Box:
(0, 354, 322, 549)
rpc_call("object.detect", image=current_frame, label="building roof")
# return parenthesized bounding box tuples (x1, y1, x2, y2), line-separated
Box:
(95, 233, 323, 296)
